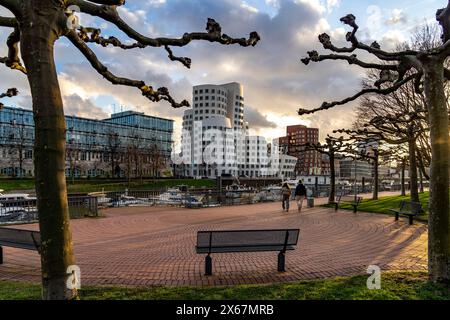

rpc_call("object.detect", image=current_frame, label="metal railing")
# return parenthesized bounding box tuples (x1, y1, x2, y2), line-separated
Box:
(0, 196, 99, 224)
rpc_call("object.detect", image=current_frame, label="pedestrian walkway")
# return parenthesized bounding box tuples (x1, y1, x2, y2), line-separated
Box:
(0, 196, 427, 287)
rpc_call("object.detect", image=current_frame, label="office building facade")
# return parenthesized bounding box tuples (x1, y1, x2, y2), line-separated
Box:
(0, 107, 174, 177)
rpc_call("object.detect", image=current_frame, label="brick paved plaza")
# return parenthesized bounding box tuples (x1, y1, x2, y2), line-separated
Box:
(0, 198, 427, 287)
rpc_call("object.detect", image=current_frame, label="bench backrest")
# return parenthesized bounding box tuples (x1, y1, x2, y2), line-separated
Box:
(197, 229, 300, 252)
(338, 195, 362, 204)
(399, 201, 422, 215)
(0, 228, 41, 251)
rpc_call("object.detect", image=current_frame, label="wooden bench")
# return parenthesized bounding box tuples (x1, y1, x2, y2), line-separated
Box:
(0, 228, 41, 264)
(388, 201, 423, 225)
(196, 229, 300, 276)
(330, 195, 363, 213)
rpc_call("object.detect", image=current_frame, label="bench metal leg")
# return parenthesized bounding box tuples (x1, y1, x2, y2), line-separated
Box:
(0, 246, 3, 265)
(205, 255, 212, 276)
(335, 203, 338, 211)
(395, 213, 399, 221)
(353, 205, 357, 213)
(278, 252, 285, 272)
(409, 216, 414, 225)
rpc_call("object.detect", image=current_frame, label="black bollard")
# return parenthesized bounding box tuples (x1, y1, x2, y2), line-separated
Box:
(205, 255, 212, 276)
(277, 252, 285, 272)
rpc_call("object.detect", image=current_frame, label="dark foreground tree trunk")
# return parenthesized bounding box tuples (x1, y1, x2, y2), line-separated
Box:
(419, 169, 425, 193)
(329, 152, 336, 203)
(423, 59, 450, 283)
(401, 159, 406, 196)
(373, 150, 379, 200)
(408, 138, 420, 203)
(20, 2, 77, 299)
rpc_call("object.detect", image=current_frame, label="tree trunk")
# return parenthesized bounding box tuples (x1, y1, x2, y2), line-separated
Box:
(373, 150, 379, 200)
(19, 145, 23, 178)
(419, 169, 425, 193)
(401, 159, 406, 196)
(329, 152, 336, 203)
(408, 138, 420, 203)
(423, 59, 450, 283)
(20, 2, 77, 299)
(111, 153, 115, 179)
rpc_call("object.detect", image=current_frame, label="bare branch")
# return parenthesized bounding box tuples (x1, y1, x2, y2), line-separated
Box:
(88, 0, 125, 5)
(66, 30, 190, 108)
(301, 50, 397, 70)
(164, 45, 191, 69)
(69, 1, 260, 49)
(314, 16, 419, 62)
(0, 1, 21, 17)
(0, 87, 18, 109)
(298, 73, 418, 115)
(0, 26, 27, 74)
(0, 16, 17, 27)
(436, 1, 450, 43)
(77, 26, 145, 49)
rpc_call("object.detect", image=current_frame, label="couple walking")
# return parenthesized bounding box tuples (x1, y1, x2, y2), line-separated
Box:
(282, 181, 307, 213)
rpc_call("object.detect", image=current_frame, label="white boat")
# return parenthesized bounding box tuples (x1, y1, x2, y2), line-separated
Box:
(88, 192, 112, 206)
(0, 193, 37, 202)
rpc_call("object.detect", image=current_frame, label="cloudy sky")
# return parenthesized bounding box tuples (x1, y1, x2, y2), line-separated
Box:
(0, 0, 446, 143)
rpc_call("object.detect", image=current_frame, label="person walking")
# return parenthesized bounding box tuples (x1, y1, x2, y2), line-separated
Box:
(281, 182, 291, 212)
(295, 180, 307, 212)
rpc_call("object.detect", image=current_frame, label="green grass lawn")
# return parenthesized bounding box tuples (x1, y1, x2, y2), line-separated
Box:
(330, 191, 449, 223)
(0, 178, 216, 193)
(1, 272, 449, 300)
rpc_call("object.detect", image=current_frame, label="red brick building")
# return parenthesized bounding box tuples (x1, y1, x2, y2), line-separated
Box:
(278, 125, 324, 176)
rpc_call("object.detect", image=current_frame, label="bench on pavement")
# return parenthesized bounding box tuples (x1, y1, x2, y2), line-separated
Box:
(0, 227, 41, 264)
(330, 195, 363, 213)
(388, 201, 423, 225)
(196, 229, 300, 276)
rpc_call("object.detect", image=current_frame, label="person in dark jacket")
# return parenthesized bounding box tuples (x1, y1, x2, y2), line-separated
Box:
(281, 182, 291, 212)
(295, 180, 307, 212)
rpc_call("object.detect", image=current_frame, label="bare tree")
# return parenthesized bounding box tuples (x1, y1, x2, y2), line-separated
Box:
(105, 129, 121, 179)
(0, 0, 260, 299)
(66, 135, 81, 184)
(300, 6, 449, 282)
(147, 142, 165, 178)
(301, 135, 350, 203)
(336, 134, 393, 200)
(6, 110, 28, 177)
(337, 99, 427, 203)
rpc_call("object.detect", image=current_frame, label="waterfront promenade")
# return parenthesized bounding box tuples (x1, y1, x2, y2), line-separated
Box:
(0, 192, 427, 287)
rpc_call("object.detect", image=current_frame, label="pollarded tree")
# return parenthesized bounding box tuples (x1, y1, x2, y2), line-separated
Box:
(301, 135, 350, 203)
(335, 132, 393, 201)
(299, 5, 449, 282)
(0, 0, 260, 300)
(336, 105, 428, 203)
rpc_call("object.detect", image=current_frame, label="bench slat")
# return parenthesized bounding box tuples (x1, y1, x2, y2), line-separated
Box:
(196, 245, 296, 254)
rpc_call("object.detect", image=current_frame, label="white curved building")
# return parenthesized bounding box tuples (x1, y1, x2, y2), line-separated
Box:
(178, 82, 296, 179)
(182, 82, 247, 132)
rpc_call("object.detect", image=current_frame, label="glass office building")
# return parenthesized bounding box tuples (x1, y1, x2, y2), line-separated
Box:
(0, 107, 174, 177)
